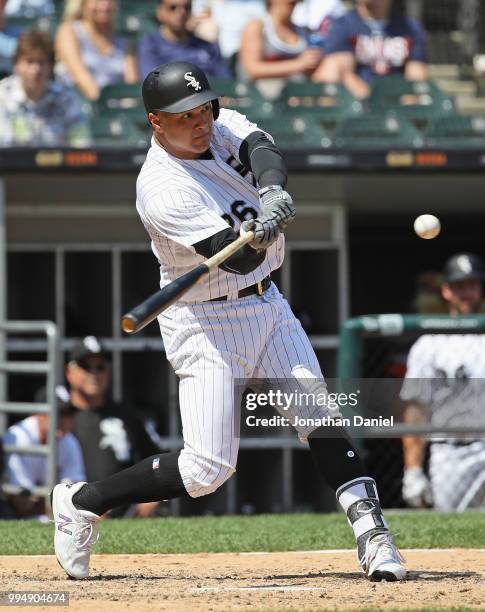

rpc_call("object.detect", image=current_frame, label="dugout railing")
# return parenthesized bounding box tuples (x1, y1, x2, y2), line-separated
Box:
(0, 321, 60, 501)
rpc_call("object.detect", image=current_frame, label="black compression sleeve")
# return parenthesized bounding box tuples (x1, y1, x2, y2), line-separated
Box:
(239, 130, 288, 188)
(72, 452, 188, 515)
(193, 227, 265, 275)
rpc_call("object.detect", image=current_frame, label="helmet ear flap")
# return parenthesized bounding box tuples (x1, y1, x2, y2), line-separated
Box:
(212, 99, 220, 120)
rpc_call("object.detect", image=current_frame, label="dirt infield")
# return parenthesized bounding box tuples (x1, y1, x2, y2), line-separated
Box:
(1, 549, 484, 611)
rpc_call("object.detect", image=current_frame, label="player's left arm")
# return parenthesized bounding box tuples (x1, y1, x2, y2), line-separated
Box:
(399, 336, 433, 506)
(238, 130, 296, 230)
(214, 110, 295, 230)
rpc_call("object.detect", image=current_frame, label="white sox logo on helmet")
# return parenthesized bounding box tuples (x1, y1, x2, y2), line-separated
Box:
(184, 72, 201, 91)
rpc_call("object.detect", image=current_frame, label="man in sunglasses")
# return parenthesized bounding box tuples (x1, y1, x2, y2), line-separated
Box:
(137, 0, 231, 79)
(65, 336, 161, 517)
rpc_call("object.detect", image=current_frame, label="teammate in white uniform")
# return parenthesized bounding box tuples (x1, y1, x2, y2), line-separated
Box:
(51, 61, 406, 581)
(401, 253, 485, 511)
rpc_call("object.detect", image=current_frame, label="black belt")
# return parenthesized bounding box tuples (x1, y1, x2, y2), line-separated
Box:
(209, 276, 271, 302)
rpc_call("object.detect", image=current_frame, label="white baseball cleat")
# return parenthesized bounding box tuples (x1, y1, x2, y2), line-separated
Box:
(51, 481, 100, 579)
(361, 532, 407, 582)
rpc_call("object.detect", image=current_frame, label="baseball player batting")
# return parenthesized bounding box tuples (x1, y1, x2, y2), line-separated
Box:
(51, 61, 406, 582)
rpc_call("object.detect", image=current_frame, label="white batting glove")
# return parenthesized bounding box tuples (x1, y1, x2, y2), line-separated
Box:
(258, 185, 296, 231)
(240, 217, 280, 250)
(402, 467, 433, 508)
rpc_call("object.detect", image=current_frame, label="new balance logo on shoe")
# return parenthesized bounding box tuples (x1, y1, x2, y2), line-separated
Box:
(57, 513, 73, 536)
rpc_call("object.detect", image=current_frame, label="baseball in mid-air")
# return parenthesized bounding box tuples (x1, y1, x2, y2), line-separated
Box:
(413, 214, 441, 239)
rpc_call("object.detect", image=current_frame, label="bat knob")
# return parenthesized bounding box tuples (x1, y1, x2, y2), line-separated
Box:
(121, 316, 137, 334)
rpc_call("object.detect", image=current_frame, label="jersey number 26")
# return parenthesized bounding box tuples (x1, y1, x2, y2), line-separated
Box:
(222, 200, 257, 228)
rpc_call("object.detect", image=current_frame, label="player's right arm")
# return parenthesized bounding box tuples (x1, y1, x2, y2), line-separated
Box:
(399, 337, 434, 507)
(138, 186, 270, 275)
(402, 402, 427, 469)
(401, 406, 432, 507)
(402, 399, 432, 507)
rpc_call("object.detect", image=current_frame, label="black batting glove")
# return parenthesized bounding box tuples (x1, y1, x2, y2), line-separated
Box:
(258, 185, 296, 231)
(240, 217, 280, 250)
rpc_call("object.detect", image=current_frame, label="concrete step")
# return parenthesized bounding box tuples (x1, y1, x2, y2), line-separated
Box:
(455, 96, 485, 116)
(428, 64, 461, 79)
(436, 79, 477, 96)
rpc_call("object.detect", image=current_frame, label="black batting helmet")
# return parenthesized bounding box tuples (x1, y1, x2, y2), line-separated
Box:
(442, 253, 485, 284)
(142, 61, 220, 119)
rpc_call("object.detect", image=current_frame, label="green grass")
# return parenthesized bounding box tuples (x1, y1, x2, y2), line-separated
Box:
(1, 511, 484, 555)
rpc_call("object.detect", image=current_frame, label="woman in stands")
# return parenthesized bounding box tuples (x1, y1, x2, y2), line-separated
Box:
(238, 0, 323, 84)
(55, 0, 138, 101)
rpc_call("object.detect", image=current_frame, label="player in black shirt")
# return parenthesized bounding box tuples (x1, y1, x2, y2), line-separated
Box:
(65, 336, 161, 516)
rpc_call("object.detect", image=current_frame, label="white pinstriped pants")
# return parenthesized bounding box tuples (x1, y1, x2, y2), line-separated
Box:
(158, 283, 336, 498)
(430, 440, 485, 511)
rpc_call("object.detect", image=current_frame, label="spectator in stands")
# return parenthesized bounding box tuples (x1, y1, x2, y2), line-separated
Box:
(55, 0, 138, 101)
(190, 0, 219, 43)
(4, 385, 86, 519)
(239, 0, 322, 83)
(0, 29, 91, 147)
(65, 336, 161, 517)
(137, 0, 231, 80)
(313, 0, 428, 98)
(0, 0, 18, 77)
(6, 0, 54, 18)
(212, 0, 265, 59)
(291, 0, 346, 34)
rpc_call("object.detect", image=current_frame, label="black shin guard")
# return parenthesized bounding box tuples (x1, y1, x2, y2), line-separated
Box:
(308, 426, 367, 490)
(72, 452, 188, 516)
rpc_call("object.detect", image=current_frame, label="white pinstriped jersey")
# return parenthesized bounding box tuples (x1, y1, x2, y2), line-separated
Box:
(400, 334, 485, 427)
(401, 334, 485, 511)
(136, 108, 285, 302)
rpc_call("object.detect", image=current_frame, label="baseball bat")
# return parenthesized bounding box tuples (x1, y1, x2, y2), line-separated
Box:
(121, 229, 255, 334)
